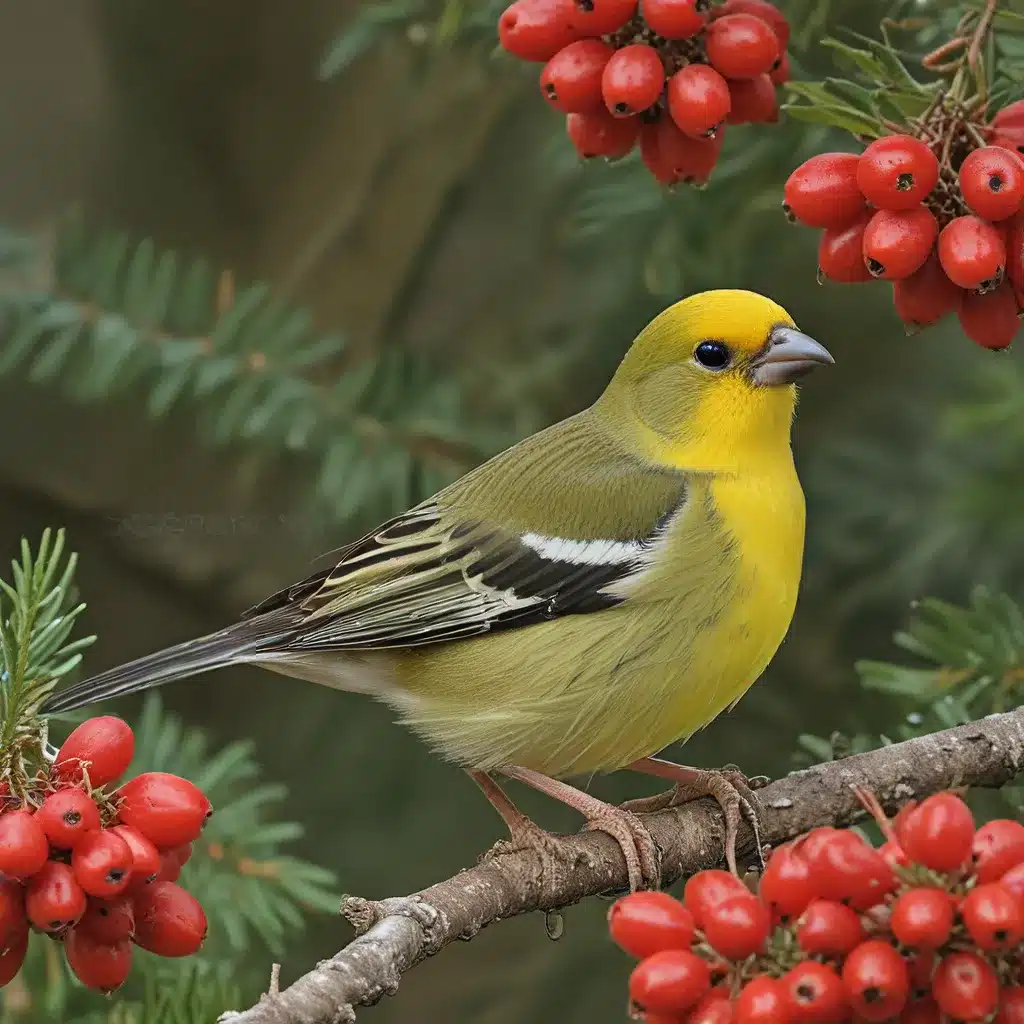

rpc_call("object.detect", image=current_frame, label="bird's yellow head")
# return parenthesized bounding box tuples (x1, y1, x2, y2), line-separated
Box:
(595, 289, 833, 473)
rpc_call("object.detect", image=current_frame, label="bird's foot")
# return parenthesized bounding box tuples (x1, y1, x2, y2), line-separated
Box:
(579, 804, 661, 893)
(623, 759, 765, 876)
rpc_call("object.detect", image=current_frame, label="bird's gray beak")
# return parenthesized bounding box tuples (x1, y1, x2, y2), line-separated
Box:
(752, 326, 834, 386)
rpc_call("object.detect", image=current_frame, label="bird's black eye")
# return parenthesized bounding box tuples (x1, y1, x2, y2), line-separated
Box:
(694, 341, 730, 370)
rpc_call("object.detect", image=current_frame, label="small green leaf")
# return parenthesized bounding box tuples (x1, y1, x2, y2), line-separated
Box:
(822, 38, 886, 80)
(782, 102, 883, 137)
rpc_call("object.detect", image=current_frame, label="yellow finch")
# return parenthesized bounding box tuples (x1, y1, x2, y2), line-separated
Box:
(43, 289, 832, 887)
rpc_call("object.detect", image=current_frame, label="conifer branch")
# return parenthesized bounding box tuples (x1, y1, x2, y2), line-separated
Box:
(220, 707, 1024, 1024)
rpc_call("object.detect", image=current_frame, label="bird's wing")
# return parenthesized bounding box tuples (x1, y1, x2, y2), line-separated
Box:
(242, 488, 686, 652)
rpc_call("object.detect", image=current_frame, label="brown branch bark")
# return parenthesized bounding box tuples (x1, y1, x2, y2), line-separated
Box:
(219, 708, 1024, 1024)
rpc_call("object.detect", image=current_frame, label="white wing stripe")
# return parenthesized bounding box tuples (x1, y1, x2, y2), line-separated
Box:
(519, 532, 646, 566)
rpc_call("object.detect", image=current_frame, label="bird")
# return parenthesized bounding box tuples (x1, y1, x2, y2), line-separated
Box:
(43, 289, 833, 889)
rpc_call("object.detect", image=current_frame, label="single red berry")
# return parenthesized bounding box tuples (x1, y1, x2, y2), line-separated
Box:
(899, 792, 975, 872)
(735, 976, 787, 1024)
(889, 887, 954, 950)
(643, 0, 708, 39)
(842, 939, 910, 1022)
(78, 895, 135, 943)
(72, 829, 134, 898)
(959, 147, 1024, 222)
(783, 153, 866, 229)
(115, 772, 212, 848)
(900, 998, 942, 1024)
(64, 928, 132, 993)
(540, 40, 613, 113)
(0, 881, 25, 949)
(54, 716, 135, 788)
(608, 891, 696, 958)
(997, 986, 1024, 1024)
(705, 14, 779, 80)
(892, 253, 962, 327)
(702, 894, 770, 960)
(993, 100, 1024, 135)
(683, 869, 749, 928)
(796, 899, 864, 957)
(109, 825, 161, 891)
(602, 44, 665, 116)
(711, 0, 789, 48)
(769, 52, 790, 85)
(759, 843, 816, 920)
(571, 0, 636, 35)
(819, 215, 873, 283)
(566, 109, 639, 158)
(939, 215, 1007, 290)
(856, 136, 939, 211)
(667, 65, 731, 138)
(629, 949, 712, 1015)
(498, 0, 581, 61)
(961, 882, 1024, 950)
(0, 810, 49, 879)
(641, 120, 723, 186)
(133, 881, 207, 957)
(863, 207, 938, 280)
(932, 952, 999, 1022)
(892, 802, 919, 846)
(0, 927, 28, 987)
(803, 829, 896, 909)
(958, 281, 1020, 349)
(726, 75, 777, 124)
(973, 819, 1024, 883)
(35, 788, 102, 850)
(781, 961, 848, 1024)
(687, 992, 735, 1024)
(26, 861, 87, 932)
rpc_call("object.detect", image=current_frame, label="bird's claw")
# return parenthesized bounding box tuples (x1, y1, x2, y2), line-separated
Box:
(582, 806, 662, 892)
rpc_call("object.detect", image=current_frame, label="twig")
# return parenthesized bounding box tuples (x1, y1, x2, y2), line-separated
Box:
(219, 708, 1024, 1024)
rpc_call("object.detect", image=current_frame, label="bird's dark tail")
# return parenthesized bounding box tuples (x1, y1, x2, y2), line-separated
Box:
(40, 625, 285, 715)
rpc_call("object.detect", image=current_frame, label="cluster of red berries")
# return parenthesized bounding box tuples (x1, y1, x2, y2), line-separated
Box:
(497, 0, 791, 186)
(610, 790, 1024, 1023)
(0, 716, 210, 994)
(786, 104, 1024, 350)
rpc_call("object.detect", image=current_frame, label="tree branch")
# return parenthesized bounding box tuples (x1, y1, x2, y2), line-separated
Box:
(220, 707, 1024, 1024)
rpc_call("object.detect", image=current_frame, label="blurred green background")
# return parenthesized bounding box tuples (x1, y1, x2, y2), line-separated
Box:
(1, 0, 1022, 1020)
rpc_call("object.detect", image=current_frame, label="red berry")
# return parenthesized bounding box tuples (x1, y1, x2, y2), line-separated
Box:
(498, 0, 581, 61)
(711, 0, 789, 48)
(64, 928, 132, 993)
(667, 65, 731, 138)
(898, 792, 975, 872)
(735, 976, 787, 1024)
(804, 830, 896, 909)
(0, 881, 25, 948)
(571, 0, 636, 35)
(0, 810, 49, 879)
(880, 840, 910, 870)
(932, 952, 999, 1022)
(856, 135, 939, 211)
(54, 716, 135, 788)
(72, 829, 134, 898)
(907, 951, 937, 996)
(973, 819, 1024, 883)
(958, 281, 1019, 349)
(683, 869, 749, 927)
(961, 882, 1024, 950)
(939, 215, 1007, 290)
(133, 881, 207, 957)
(796, 899, 864, 957)
(608, 891, 696, 958)
(863, 207, 938, 280)
(35, 788, 101, 850)
(687, 992, 735, 1024)
(726, 75, 777, 125)
(992, 132, 1024, 161)
(900, 998, 941, 1024)
(997, 986, 1024, 1024)
(602, 44, 664, 116)
(890, 887, 954, 950)
(643, 0, 708, 39)
(78, 895, 135, 943)
(702, 894, 770, 960)
(769, 52, 790, 85)
(781, 961, 848, 1024)
(109, 825, 161, 890)
(1006, 212, 1024, 292)
(566, 109, 639, 158)
(784, 153, 867, 229)
(157, 843, 193, 882)
(993, 100, 1024, 135)
(759, 843, 815, 920)
(540, 40, 613, 113)
(960, 147, 1024, 221)
(629, 949, 712, 1014)
(0, 926, 27, 987)
(818, 214, 873, 283)
(892, 253, 961, 327)
(842, 940, 910, 1022)
(115, 772, 212, 847)
(26, 861, 87, 932)
(705, 14, 779, 80)
(1002, 861, 1024, 901)
(642, 120, 723, 186)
